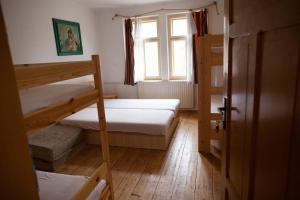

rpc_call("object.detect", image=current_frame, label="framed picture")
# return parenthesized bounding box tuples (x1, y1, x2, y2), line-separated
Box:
(52, 18, 83, 56)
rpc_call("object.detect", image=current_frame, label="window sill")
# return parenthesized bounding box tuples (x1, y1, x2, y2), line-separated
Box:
(138, 80, 192, 83)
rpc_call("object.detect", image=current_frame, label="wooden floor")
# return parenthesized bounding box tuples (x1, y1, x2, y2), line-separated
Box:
(56, 111, 222, 200)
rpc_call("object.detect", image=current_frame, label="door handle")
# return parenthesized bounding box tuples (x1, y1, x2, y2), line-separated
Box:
(217, 97, 227, 130)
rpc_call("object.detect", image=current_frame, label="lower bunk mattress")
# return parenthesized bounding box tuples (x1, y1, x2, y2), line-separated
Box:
(37, 171, 106, 200)
(60, 108, 175, 135)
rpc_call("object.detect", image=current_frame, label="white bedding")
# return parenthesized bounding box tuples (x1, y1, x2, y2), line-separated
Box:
(90, 99, 180, 114)
(20, 84, 94, 115)
(37, 171, 106, 200)
(61, 108, 174, 135)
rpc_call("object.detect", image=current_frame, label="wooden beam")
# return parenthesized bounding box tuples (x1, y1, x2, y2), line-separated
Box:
(15, 60, 96, 89)
(71, 162, 108, 200)
(0, 4, 39, 199)
(25, 89, 99, 133)
(92, 55, 115, 200)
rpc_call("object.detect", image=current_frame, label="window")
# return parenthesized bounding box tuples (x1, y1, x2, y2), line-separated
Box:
(132, 14, 191, 81)
(168, 14, 188, 80)
(140, 17, 161, 80)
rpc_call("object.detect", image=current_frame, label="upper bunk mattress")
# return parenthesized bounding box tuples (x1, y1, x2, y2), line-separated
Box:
(60, 108, 174, 135)
(91, 99, 180, 114)
(19, 84, 94, 115)
(37, 171, 106, 200)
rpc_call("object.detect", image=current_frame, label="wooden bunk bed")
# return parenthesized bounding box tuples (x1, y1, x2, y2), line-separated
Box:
(14, 55, 114, 200)
(197, 34, 224, 158)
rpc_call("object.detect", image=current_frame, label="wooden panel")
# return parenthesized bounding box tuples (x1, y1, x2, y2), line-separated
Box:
(211, 53, 224, 65)
(253, 25, 300, 200)
(211, 86, 223, 94)
(85, 116, 179, 150)
(15, 60, 96, 89)
(227, 36, 249, 198)
(230, 0, 300, 36)
(0, 4, 39, 199)
(198, 35, 212, 152)
(210, 130, 224, 140)
(25, 89, 99, 132)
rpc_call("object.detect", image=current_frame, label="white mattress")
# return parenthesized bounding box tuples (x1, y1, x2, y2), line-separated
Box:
(37, 171, 106, 200)
(90, 99, 180, 115)
(20, 84, 94, 115)
(60, 108, 174, 135)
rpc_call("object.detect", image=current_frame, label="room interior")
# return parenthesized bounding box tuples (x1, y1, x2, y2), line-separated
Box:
(0, 0, 299, 200)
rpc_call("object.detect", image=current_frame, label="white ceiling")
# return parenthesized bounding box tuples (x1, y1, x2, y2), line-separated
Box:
(72, 0, 188, 8)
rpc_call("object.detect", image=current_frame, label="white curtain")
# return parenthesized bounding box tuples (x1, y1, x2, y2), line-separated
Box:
(133, 18, 145, 82)
(186, 11, 197, 82)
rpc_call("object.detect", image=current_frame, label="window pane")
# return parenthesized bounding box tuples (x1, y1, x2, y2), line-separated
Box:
(172, 39, 186, 77)
(141, 21, 157, 38)
(172, 18, 187, 36)
(144, 41, 159, 77)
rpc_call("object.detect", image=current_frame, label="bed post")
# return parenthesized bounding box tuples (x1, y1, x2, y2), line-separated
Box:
(92, 55, 114, 200)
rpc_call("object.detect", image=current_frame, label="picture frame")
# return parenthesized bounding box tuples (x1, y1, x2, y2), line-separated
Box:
(52, 18, 83, 56)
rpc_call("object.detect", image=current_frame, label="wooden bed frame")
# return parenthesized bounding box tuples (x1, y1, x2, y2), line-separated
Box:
(197, 34, 224, 158)
(14, 55, 114, 200)
(85, 115, 179, 150)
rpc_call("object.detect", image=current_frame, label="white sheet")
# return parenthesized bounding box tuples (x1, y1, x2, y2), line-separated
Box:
(90, 99, 180, 114)
(61, 108, 174, 135)
(20, 84, 94, 115)
(37, 171, 106, 200)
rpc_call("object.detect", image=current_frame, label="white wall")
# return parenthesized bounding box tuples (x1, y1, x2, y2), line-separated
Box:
(96, 0, 224, 99)
(1, 0, 99, 65)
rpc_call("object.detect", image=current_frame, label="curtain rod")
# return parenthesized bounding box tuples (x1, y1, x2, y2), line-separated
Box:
(112, 1, 218, 20)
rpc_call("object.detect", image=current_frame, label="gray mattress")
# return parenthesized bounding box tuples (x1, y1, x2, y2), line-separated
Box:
(29, 125, 83, 162)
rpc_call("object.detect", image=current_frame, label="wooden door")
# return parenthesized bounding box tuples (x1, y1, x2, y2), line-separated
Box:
(223, 0, 300, 199)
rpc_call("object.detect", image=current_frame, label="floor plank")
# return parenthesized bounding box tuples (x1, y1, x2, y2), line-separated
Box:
(56, 111, 222, 200)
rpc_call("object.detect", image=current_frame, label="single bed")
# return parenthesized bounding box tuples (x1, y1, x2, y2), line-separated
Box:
(60, 107, 178, 149)
(37, 171, 106, 200)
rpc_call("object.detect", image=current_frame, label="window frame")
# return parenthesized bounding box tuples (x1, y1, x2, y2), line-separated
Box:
(168, 14, 188, 80)
(140, 16, 162, 80)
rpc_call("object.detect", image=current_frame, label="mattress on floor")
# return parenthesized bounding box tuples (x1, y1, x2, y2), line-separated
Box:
(29, 125, 83, 161)
(37, 171, 106, 200)
(33, 139, 86, 171)
(19, 84, 94, 115)
(90, 99, 180, 114)
(60, 108, 174, 135)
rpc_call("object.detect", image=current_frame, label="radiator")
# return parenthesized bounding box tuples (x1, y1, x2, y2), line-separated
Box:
(138, 81, 194, 109)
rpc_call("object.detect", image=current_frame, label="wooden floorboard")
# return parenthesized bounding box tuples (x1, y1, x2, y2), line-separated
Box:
(56, 111, 222, 200)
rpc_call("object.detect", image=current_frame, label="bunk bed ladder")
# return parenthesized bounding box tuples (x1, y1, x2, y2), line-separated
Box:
(198, 34, 224, 159)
